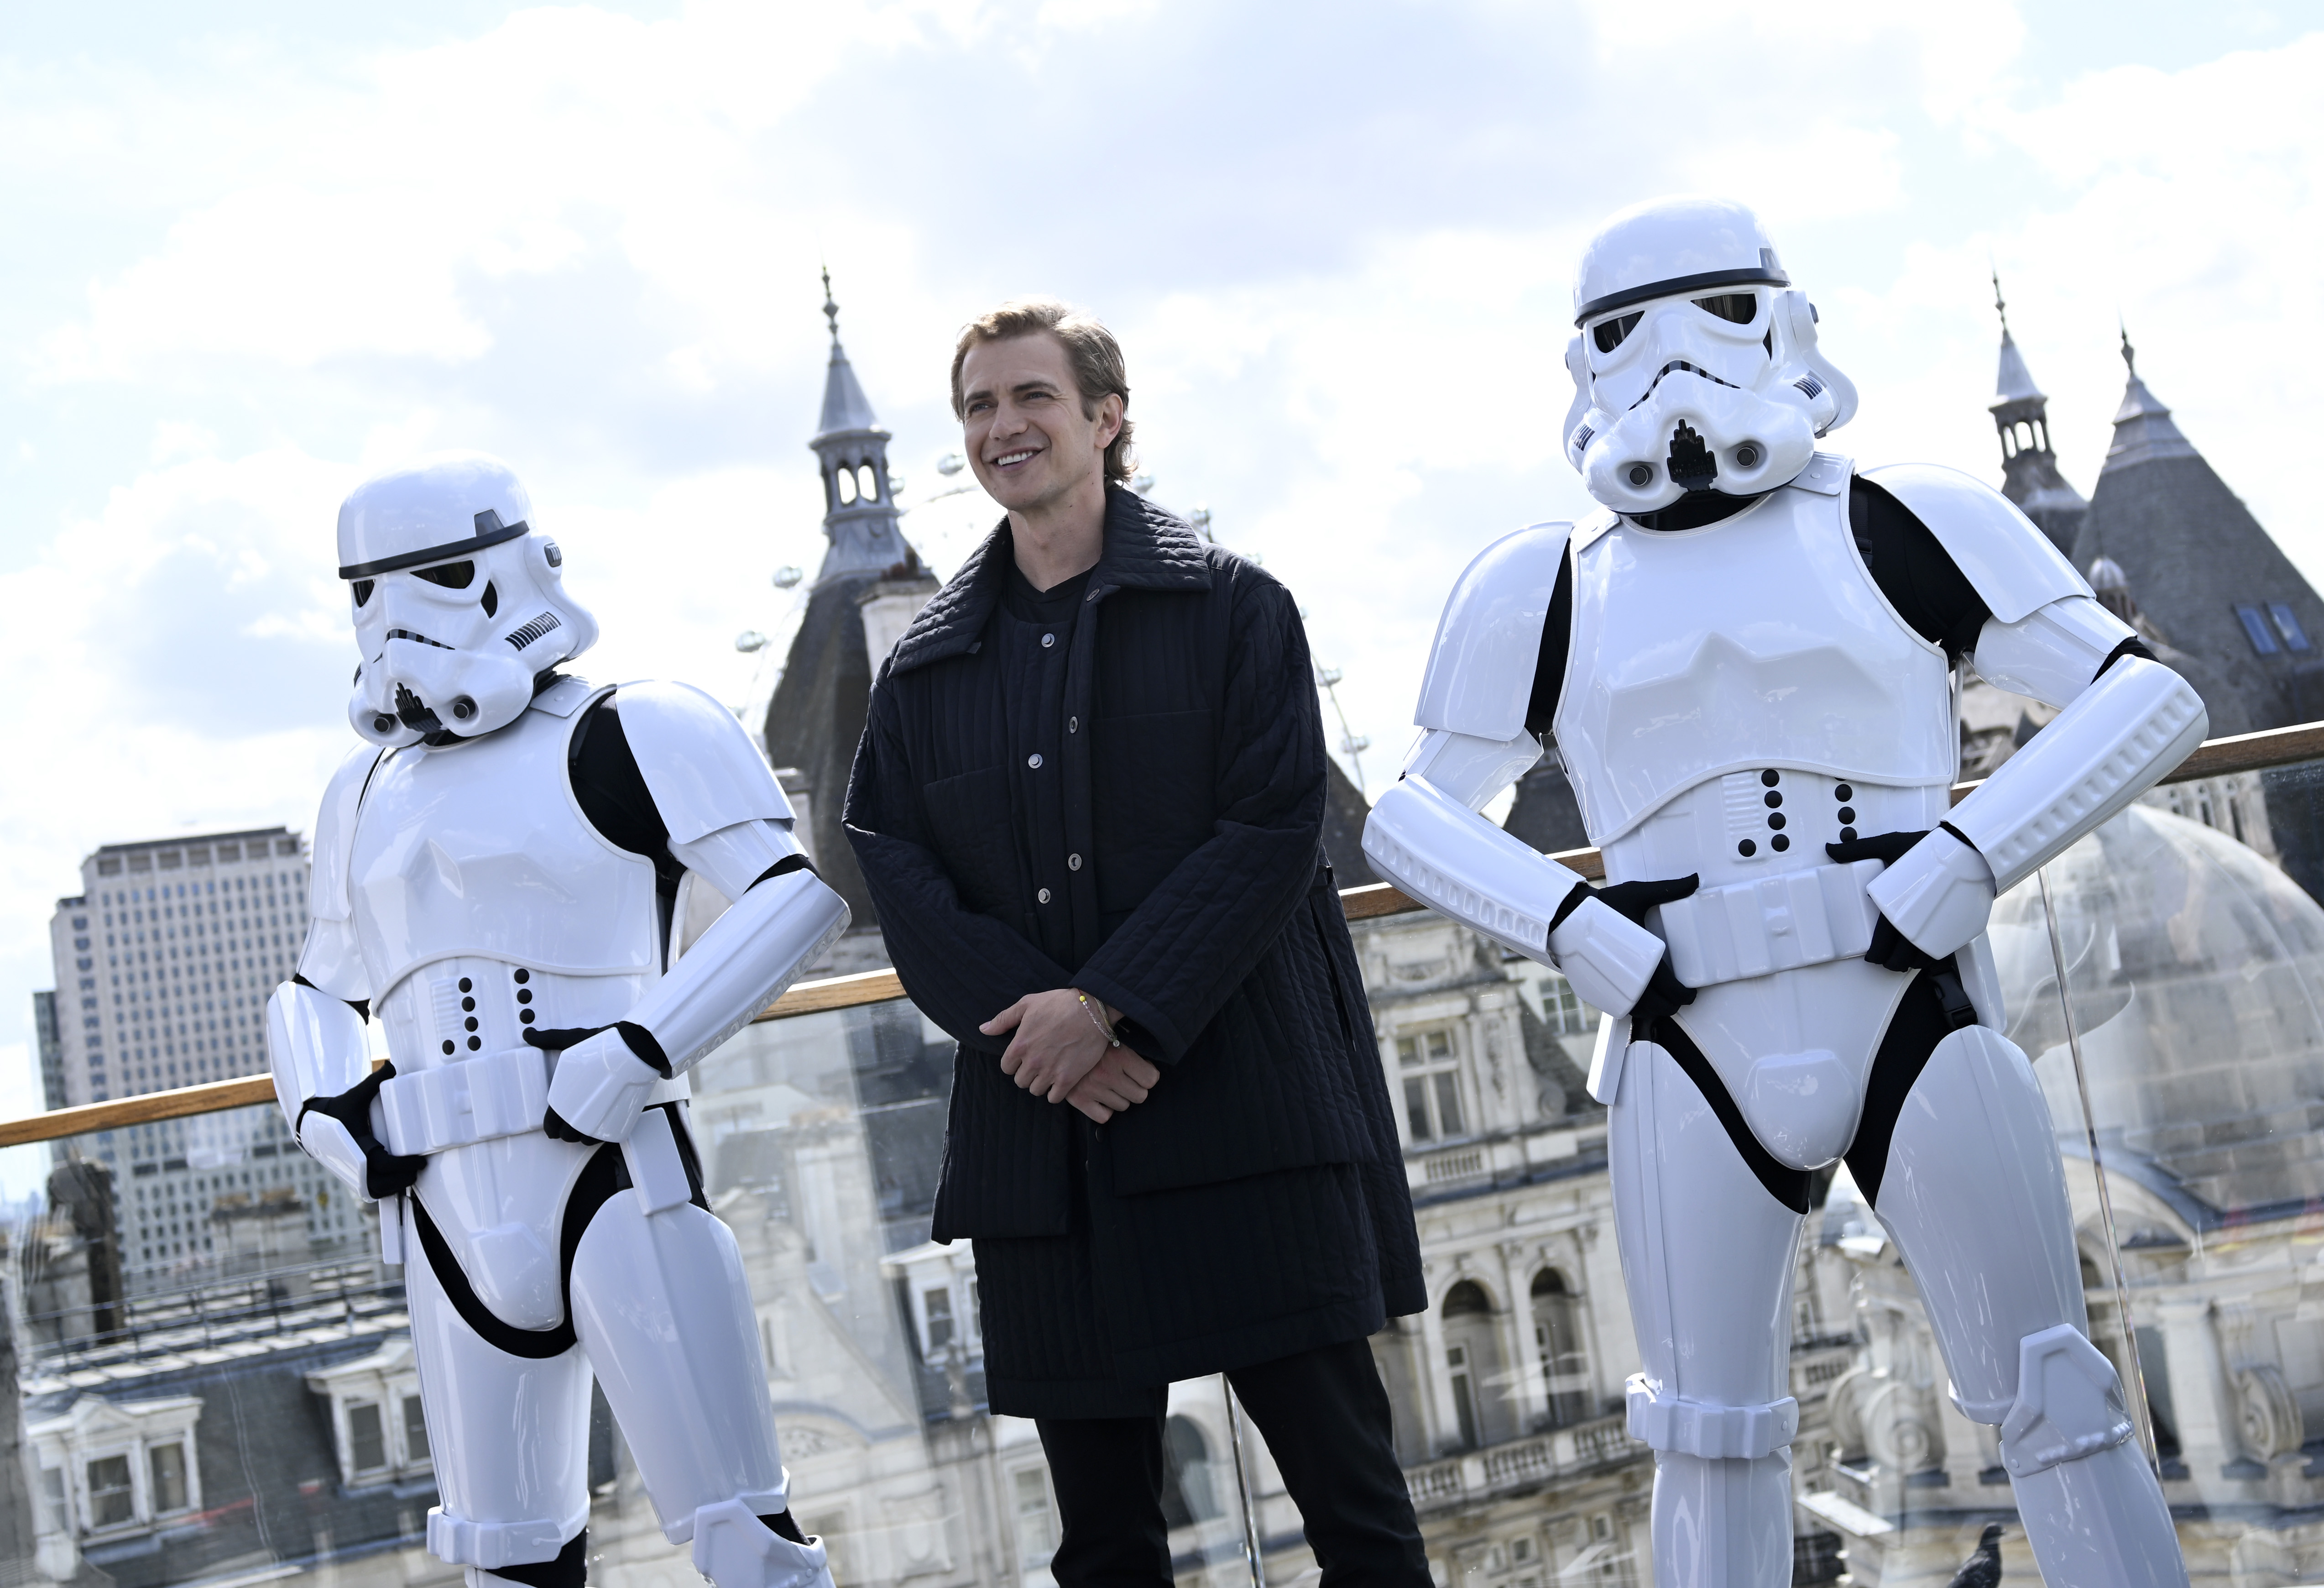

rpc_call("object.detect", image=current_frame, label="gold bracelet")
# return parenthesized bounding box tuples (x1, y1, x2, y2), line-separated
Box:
(1076, 991, 1122, 1048)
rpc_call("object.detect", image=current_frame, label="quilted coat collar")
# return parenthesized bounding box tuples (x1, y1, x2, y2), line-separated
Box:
(887, 486, 1213, 676)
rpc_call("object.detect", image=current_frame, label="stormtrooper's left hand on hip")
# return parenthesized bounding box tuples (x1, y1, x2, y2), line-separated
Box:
(528, 1024, 664, 1144)
(1847, 826, 1997, 964)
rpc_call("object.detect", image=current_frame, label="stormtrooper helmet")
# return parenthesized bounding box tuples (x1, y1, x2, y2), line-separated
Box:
(338, 454, 599, 749)
(1561, 195, 1858, 517)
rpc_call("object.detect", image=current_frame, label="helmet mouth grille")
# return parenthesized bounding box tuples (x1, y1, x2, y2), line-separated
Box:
(393, 684, 443, 734)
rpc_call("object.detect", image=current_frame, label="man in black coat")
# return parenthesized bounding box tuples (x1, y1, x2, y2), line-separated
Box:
(844, 299, 1429, 1588)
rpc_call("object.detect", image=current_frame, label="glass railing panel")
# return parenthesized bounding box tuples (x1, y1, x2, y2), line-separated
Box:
(1339, 904, 1648, 1588)
(0, 1006, 1272, 1588)
(23, 734, 2324, 1588)
(1794, 754, 2324, 1581)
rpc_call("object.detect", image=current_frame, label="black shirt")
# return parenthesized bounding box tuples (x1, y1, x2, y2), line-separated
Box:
(998, 563, 1092, 963)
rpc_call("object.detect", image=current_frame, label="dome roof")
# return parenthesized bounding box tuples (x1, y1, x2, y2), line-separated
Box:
(1987, 804, 2324, 1221)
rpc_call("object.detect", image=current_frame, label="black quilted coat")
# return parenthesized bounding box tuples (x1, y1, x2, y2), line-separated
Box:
(845, 489, 1423, 1416)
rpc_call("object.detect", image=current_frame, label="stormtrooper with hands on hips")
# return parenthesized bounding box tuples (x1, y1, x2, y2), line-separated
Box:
(1363, 197, 2200, 1587)
(267, 455, 850, 1588)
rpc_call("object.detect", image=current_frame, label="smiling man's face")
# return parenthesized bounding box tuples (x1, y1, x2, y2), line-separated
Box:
(959, 331, 1122, 519)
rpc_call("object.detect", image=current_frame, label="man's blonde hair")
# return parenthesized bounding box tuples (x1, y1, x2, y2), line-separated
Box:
(950, 298, 1136, 485)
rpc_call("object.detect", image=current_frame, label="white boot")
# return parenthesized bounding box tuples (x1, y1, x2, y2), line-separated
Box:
(691, 1498, 834, 1588)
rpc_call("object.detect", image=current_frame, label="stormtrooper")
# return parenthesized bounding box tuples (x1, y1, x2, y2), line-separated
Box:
(1363, 197, 2199, 1587)
(266, 455, 851, 1588)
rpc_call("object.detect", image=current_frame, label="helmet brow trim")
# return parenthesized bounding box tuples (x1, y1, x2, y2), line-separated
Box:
(338, 509, 529, 581)
(1576, 264, 1789, 327)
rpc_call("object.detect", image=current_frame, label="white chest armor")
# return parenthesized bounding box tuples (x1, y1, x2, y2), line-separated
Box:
(1553, 455, 1956, 849)
(350, 685, 661, 1001)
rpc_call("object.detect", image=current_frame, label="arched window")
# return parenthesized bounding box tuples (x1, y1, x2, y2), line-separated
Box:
(859, 464, 881, 502)
(835, 466, 857, 506)
(1531, 1269, 1588, 1427)
(1159, 1416, 1219, 1527)
(1441, 1280, 1499, 1451)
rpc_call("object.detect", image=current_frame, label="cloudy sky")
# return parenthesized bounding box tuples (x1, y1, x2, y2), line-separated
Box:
(0, 0, 2317, 1167)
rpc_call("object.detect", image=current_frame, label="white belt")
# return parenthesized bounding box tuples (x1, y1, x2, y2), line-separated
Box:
(1656, 859, 1884, 988)
(380, 1047, 553, 1156)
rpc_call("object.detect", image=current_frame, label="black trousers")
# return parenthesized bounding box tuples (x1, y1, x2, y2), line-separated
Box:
(1034, 1337, 1431, 1588)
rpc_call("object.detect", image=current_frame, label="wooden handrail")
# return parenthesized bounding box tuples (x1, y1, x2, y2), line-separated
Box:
(9, 717, 2319, 1149)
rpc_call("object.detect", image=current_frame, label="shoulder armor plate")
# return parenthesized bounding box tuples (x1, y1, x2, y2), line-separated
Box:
(1863, 462, 2089, 623)
(615, 679, 794, 845)
(1415, 522, 1573, 741)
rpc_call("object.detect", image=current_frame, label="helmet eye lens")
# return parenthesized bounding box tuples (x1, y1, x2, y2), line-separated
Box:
(1693, 293, 1757, 325)
(1592, 311, 1642, 354)
(350, 579, 375, 608)
(412, 560, 476, 590)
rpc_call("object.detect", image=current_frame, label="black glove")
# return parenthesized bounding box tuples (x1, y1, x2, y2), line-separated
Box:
(298, 1062, 428, 1199)
(1594, 874, 1701, 926)
(1827, 830, 1948, 974)
(1630, 957, 1697, 1026)
(522, 1024, 611, 1143)
(523, 1022, 671, 1144)
(1556, 874, 1702, 1025)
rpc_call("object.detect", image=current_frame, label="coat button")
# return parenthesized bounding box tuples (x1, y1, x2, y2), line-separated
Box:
(1028, 753, 1044, 769)
(1068, 854, 1082, 871)
(1069, 717, 1079, 733)
(1037, 888, 1052, 904)
(1042, 633, 1056, 649)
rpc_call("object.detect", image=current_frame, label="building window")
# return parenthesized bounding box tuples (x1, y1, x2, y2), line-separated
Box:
(924, 1289, 955, 1353)
(1532, 1270, 1589, 1428)
(2236, 604, 2281, 655)
(307, 1341, 428, 1486)
(2272, 603, 2313, 652)
(1012, 1467, 1059, 1580)
(85, 1456, 134, 1530)
(1398, 1030, 1465, 1142)
(149, 1443, 189, 1515)
(30, 1395, 204, 1539)
(1159, 1416, 1221, 1528)
(1442, 1279, 1503, 1452)
(1540, 976, 1592, 1035)
(40, 1466, 68, 1533)
(348, 1402, 386, 1474)
(1447, 1345, 1480, 1449)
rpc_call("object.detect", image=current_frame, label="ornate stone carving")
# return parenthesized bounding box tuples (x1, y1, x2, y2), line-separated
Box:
(2237, 1363, 2304, 1461)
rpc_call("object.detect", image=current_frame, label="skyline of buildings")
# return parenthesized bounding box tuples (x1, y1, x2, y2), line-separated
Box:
(34, 829, 358, 1298)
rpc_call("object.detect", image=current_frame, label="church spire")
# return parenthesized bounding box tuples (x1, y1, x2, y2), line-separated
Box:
(1985, 270, 2086, 556)
(2101, 322, 2198, 474)
(808, 270, 908, 586)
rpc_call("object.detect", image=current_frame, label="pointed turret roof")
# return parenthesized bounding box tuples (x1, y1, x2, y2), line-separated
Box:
(1995, 334, 2042, 405)
(2073, 328, 2324, 735)
(805, 271, 911, 588)
(2100, 326, 2199, 473)
(815, 283, 883, 440)
(1990, 272, 2045, 407)
(765, 276, 929, 939)
(1985, 273, 2086, 556)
